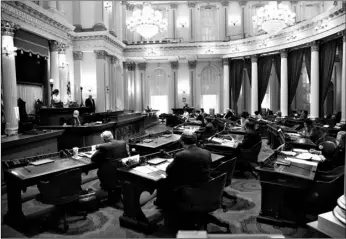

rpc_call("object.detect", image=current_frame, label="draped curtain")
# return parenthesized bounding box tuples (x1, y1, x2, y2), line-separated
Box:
(244, 58, 252, 86)
(229, 59, 244, 112)
(273, 54, 281, 86)
(336, 37, 343, 68)
(287, 48, 306, 109)
(319, 39, 338, 117)
(304, 47, 311, 84)
(257, 56, 273, 111)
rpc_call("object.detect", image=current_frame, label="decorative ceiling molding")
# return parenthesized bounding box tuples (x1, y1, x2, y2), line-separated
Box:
(1, 1, 74, 44)
(72, 32, 126, 61)
(124, 6, 345, 60)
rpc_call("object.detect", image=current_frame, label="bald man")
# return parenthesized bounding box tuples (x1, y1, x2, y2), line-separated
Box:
(155, 129, 212, 209)
(68, 110, 83, 126)
(91, 131, 130, 191)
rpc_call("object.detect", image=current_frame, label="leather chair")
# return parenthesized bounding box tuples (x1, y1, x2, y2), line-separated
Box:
(237, 141, 262, 178)
(211, 157, 237, 212)
(168, 173, 231, 232)
(37, 168, 87, 232)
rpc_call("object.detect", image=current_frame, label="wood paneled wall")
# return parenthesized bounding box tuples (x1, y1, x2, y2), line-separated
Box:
(17, 83, 43, 114)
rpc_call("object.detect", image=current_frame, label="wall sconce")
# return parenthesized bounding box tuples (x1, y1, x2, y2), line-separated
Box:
(106, 86, 110, 94)
(104, 1, 112, 10)
(59, 61, 68, 69)
(229, 19, 239, 26)
(80, 85, 84, 107)
(205, 48, 214, 54)
(315, 19, 328, 31)
(178, 21, 188, 28)
(2, 45, 17, 56)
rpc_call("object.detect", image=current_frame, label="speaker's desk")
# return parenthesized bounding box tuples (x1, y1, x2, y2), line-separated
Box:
(39, 107, 92, 125)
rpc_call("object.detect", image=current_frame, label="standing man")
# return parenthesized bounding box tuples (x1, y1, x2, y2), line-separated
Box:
(85, 94, 96, 113)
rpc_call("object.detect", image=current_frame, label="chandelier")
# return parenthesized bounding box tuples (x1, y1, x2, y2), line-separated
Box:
(126, 2, 168, 40)
(252, 1, 296, 34)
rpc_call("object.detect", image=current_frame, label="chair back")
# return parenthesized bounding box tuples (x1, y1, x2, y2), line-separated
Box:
(211, 157, 237, 187)
(97, 158, 122, 191)
(278, 129, 286, 145)
(239, 141, 262, 163)
(37, 168, 82, 205)
(178, 173, 227, 213)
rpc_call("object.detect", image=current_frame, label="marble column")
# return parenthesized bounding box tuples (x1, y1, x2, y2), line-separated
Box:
(127, 62, 136, 110)
(123, 62, 129, 109)
(93, 0, 107, 31)
(95, 50, 107, 112)
(170, 4, 178, 39)
(251, 55, 258, 116)
(58, 45, 68, 102)
(73, 51, 83, 105)
(223, 59, 230, 111)
(72, 1, 82, 32)
(49, 41, 61, 95)
(171, 61, 179, 108)
(341, 34, 346, 123)
(188, 60, 197, 107)
(1, 20, 19, 136)
(221, 1, 229, 40)
(280, 50, 288, 117)
(138, 63, 147, 111)
(110, 56, 118, 110)
(188, 2, 196, 42)
(310, 41, 320, 119)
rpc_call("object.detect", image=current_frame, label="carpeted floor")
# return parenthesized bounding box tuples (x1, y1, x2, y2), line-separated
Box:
(1, 124, 323, 238)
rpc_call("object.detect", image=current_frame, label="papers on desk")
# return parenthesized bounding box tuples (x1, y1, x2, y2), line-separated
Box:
(210, 137, 224, 144)
(285, 157, 318, 166)
(323, 125, 330, 128)
(79, 151, 96, 158)
(134, 165, 158, 174)
(95, 121, 103, 124)
(122, 154, 140, 164)
(143, 139, 153, 143)
(311, 154, 324, 162)
(280, 151, 297, 156)
(156, 162, 170, 171)
(295, 153, 313, 160)
(293, 148, 309, 153)
(167, 158, 174, 163)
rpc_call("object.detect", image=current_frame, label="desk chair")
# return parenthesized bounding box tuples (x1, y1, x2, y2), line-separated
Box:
(37, 168, 87, 233)
(211, 157, 237, 212)
(169, 173, 231, 232)
(238, 141, 262, 178)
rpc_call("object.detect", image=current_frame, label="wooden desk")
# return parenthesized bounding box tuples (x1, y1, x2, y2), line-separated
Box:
(256, 152, 318, 226)
(117, 152, 225, 232)
(132, 134, 182, 155)
(39, 107, 92, 125)
(3, 155, 95, 231)
(39, 122, 117, 150)
(172, 108, 194, 115)
(287, 137, 317, 150)
(225, 127, 246, 135)
(165, 114, 185, 127)
(114, 113, 145, 140)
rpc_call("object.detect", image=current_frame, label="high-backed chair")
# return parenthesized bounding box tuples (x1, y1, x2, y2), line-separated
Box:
(211, 157, 237, 212)
(237, 141, 262, 178)
(170, 173, 231, 232)
(37, 168, 87, 232)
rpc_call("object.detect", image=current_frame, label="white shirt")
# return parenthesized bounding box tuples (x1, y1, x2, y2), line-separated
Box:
(52, 94, 60, 103)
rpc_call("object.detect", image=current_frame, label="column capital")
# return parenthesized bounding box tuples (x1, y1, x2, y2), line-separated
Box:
(251, 55, 258, 62)
(280, 49, 288, 58)
(95, 50, 107, 60)
(49, 40, 65, 52)
(170, 3, 178, 9)
(221, 1, 229, 7)
(188, 60, 197, 69)
(110, 55, 119, 65)
(171, 61, 179, 70)
(1, 20, 19, 37)
(239, 1, 247, 7)
(123, 61, 128, 69)
(188, 2, 196, 8)
(73, 51, 83, 61)
(127, 62, 136, 71)
(310, 41, 320, 52)
(222, 59, 229, 66)
(138, 62, 147, 71)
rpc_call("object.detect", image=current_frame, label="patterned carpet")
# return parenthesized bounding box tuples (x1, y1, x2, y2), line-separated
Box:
(1, 131, 323, 238)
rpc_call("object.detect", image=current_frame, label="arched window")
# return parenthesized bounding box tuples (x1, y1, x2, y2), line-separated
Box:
(149, 69, 169, 113)
(200, 65, 220, 114)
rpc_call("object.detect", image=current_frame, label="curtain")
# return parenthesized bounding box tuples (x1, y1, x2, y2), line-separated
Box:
(229, 59, 244, 112)
(304, 47, 311, 84)
(319, 39, 338, 117)
(287, 48, 306, 108)
(257, 55, 273, 111)
(244, 58, 252, 86)
(337, 37, 343, 69)
(273, 54, 281, 86)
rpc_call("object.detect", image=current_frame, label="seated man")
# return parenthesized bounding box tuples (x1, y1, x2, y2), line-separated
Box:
(300, 118, 321, 143)
(195, 110, 205, 126)
(91, 131, 130, 191)
(240, 112, 250, 130)
(68, 110, 84, 126)
(182, 110, 189, 121)
(254, 111, 262, 120)
(238, 121, 262, 150)
(155, 130, 212, 209)
(203, 117, 216, 139)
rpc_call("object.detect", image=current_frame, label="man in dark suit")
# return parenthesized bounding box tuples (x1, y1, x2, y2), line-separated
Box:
(91, 131, 130, 191)
(68, 110, 83, 126)
(195, 110, 205, 126)
(85, 95, 96, 113)
(155, 130, 212, 209)
(238, 121, 262, 149)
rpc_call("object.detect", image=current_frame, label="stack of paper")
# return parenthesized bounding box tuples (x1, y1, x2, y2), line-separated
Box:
(281, 151, 297, 156)
(296, 153, 313, 160)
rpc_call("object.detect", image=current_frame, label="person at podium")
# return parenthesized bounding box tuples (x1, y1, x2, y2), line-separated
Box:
(85, 94, 96, 113)
(155, 130, 212, 209)
(68, 110, 83, 126)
